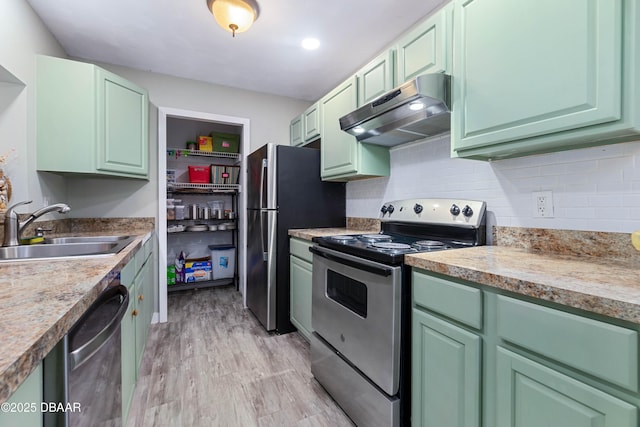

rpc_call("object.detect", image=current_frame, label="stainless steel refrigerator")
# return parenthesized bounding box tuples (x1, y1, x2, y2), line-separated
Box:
(247, 143, 345, 333)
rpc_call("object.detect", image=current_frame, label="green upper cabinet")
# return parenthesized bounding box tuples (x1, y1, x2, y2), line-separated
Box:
(290, 114, 304, 146)
(396, 3, 453, 84)
(36, 55, 149, 178)
(451, 0, 640, 160)
(303, 102, 321, 142)
(290, 102, 321, 146)
(320, 76, 390, 181)
(357, 49, 396, 105)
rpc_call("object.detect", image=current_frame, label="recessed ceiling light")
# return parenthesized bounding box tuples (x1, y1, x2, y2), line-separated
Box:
(302, 38, 320, 50)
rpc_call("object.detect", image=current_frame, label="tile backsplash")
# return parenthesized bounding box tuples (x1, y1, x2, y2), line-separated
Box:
(347, 135, 640, 233)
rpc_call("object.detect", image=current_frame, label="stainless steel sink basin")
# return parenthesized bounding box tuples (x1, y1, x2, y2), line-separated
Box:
(0, 235, 136, 261)
(43, 235, 134, 244)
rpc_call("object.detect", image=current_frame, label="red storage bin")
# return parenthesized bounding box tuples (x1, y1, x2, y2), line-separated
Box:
(188, 165, 211, 183)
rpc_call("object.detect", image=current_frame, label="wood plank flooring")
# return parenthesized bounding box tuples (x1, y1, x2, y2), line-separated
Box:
(126, 286, 354, 427)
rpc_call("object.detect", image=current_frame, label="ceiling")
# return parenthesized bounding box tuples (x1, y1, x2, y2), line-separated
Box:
(26, 0, 446, 101)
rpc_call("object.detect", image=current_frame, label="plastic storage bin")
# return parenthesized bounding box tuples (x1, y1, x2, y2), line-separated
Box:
(188, 165, 211, 183)
(209, 245, 235, 279)
(210, 132, 240, 153)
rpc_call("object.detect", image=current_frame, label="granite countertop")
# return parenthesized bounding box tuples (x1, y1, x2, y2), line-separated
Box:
(288, 227, 379, 241)
(406, 245, 640, 325)
(0, 223, 154, 404)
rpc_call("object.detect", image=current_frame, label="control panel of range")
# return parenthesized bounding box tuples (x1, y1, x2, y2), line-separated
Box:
(379, 198, 486, 227)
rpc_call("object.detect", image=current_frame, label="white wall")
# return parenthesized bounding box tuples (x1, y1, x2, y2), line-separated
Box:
(0, 0, 67, 212)
(347, 135, 640, 234)
(66, 64, 310, 218)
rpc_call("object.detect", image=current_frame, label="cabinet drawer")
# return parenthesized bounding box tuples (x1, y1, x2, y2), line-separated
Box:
(412, 270, 482, 329)
(497, 295, 638, 391)
(290, 237, 314, 263)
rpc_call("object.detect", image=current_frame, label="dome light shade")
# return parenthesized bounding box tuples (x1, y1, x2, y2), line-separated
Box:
(207, 0, 259, 37)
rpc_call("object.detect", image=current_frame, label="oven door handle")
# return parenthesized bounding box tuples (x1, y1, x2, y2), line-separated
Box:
(309, 246, 393, 277)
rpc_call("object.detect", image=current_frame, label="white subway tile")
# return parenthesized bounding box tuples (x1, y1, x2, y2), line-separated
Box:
(346, 139, 640, 232)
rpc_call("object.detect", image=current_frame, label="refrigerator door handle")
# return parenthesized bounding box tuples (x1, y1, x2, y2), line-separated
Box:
(260, 158, 268, 210)
(261, 210, 268, 261)
(265, 210, 277, 329)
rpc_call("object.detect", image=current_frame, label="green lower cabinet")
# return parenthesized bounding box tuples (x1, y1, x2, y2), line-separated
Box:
(496, 347, 637, 427)
(134, 265, 147, 371)
(121, 242, 155, 424)
(289, 255, 313, 341)
(0, 364, 43, 427)
(412, 268, 640, 427)
(412, 309, 481, 427)
(121, 278, 137, 423)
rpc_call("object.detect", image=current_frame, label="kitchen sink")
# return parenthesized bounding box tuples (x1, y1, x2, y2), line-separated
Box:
(0, 235, 136, 261)
(43, 235, 134, 245)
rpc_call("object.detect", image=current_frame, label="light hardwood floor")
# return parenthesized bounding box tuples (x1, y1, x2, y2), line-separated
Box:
(126, 286, 354, 427)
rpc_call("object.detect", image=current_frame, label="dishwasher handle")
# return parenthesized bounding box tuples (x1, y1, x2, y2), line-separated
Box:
(68, 284, 129, 370)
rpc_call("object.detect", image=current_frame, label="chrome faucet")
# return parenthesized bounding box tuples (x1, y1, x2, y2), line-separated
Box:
(2, 200, 71, 247)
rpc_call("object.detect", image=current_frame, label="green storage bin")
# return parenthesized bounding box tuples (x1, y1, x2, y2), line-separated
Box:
(210, 132, 240, 153)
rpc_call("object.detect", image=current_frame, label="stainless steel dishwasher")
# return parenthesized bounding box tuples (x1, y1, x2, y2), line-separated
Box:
(68, 283, 128, 426)
(44, 282, 129, 427)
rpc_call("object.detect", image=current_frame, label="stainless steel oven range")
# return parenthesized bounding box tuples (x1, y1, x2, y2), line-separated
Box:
(310, 198, 486, 427)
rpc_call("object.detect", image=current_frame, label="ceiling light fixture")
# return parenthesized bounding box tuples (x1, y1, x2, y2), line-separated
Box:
(302, 38, 320, 50)
(206, 0, 260, 38)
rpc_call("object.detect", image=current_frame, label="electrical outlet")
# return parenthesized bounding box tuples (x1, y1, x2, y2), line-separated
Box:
(533, 191, 554, 218)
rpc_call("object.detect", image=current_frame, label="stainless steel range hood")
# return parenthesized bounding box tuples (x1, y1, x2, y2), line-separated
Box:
(339, 73, 451, 147)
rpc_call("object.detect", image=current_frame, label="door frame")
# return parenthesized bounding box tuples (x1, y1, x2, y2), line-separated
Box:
(157, 107, 250, 322)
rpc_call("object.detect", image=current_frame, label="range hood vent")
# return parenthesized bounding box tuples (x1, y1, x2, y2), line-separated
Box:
(339, 73, 451, 147)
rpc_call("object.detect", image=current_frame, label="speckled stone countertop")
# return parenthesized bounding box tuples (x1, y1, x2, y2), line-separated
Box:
(0, 218, 155, 404)
(289, 228, 378, 240)
(406, 227, 640, 325)
(288, 217, 380, 241)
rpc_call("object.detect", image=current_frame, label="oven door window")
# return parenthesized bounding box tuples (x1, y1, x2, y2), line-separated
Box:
(327, 270, 367, 318)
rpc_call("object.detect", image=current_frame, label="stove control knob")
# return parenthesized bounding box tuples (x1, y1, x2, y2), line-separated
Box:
(414, 204, 423, 214)
(462, 205, 474, 217)
(450, 204, 461, 216)
(387, 204, 395, 214)
(380, 205, 388, 215)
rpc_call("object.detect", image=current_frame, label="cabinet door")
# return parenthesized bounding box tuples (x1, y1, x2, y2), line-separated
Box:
(357, 49, 395, 105)
(412, 309, 481, 427)
(303, 102, 321, 142)
(290, 255, 313, 341)
(396, 3, 452, 84)
(121, 280, 137, 424)
(320, 76, 359, 178)
(134, 263, 148, 372)
(143, 253, 155, 327)
(36, 55, 149, 179)
(452, 0, 623, 156)
(496, 347, 637, 427)
(320, 76, 390, 180)
(290, 114, 304, 146)
(97, 68, 149, 176)
(0, 364, 43, 427)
